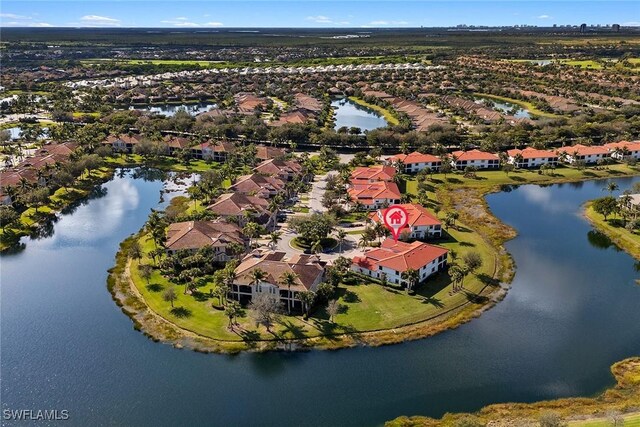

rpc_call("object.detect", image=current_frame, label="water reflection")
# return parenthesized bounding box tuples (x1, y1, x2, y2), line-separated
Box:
(586, 230, 617, 251)
(331, 97, 388, 133)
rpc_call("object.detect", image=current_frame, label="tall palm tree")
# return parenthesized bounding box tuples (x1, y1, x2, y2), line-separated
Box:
(242, 222, 260, 248)
(310, 239, 323, 255)
(279, 271, 298, 314)
(336, 229, 347, 253)
(401, 268, 420, 293)
(249, 268, 267, 291)
(603, 181, 619, 196)
(268, 231, 282, 250)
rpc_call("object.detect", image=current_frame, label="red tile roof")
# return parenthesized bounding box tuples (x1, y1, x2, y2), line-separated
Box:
(235, 251, 324, 291)
(387, 151, 441, 165)
(452, 149, 499, 161)
(557, 144, 610, 156)
(369, 203, 441, 227)
(353, 238, 448, 273)
(348, 182, 401, 205)
(507, 147, 558, 159)
(350, 165, 396, 182)
(165, 220, 244, 251)
(603, 140, 640, 152)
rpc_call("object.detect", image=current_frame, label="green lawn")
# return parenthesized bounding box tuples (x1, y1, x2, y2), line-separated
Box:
(569, 413, 640, 426)
(130, 220, 497, 343)
(405, 163, 640, 194)
(584, 203, 640, 260)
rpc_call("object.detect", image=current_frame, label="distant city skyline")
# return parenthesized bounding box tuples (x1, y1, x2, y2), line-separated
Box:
(1, 1, 638, 29)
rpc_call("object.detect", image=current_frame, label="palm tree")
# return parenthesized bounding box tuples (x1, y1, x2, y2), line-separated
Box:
(401, 268, 420, 293)
(242, 222, 260, 248)
(224, 301, 242, 329)
(449, 265, 464, 292)
(603, 181, 620, 196)
(359, 234, 371, 248)
(298, 290, 315, 318)
(279, 271, 299, 314)
(268, 231, 282, 250)
(335, 229, 347, 253)
(310, 239, 323, 254)
(249, 268, 267, 291)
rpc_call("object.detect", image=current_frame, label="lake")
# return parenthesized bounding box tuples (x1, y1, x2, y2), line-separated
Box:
(332, 97, 389, 133)
(1, 172, 639, 426)
(474, 95, 532, 119)
(128, 102, 218, 116)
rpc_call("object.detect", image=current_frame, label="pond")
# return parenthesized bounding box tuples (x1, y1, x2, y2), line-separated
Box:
(1, 172, 639, 426)
(332, 97, 389, 133)
(4, 126, 49, 140)
(474, 95, 532, 119)
(127, 102, 218, 116)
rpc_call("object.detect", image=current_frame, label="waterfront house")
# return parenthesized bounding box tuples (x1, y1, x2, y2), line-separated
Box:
(604, 141, 640, 161)
(102, 134, 143, 153)
(507, 147, 559, 168)
(368, 203, 442, 238)
(191, 141, 235, 161)
(557, 144, 611, 164)
(164, 136, 190, 156)
(386, 152, 442, 173)
(232, 251, 325, 309)
(165, 220, 246, 261)
(351, 238, 448, 287)
(451, 149, 500, 170)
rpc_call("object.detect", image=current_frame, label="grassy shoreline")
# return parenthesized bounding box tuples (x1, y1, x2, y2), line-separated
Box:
(107, 163, 640, 354)
(347, 96, 401, 126)
(474, 92, 560, 118)
(583, 202, 640, 261)
(387, 358, 640, 427)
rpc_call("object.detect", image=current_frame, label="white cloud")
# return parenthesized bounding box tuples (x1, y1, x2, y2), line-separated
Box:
(365, 20, 409, 26)
(538, 14, 551, 19)
(0, 13, 31, 20)
(306, 15, 333, 24)
(1, 12, 52, 27)
(160, 18, 223, 27)
(79, 15, 121, 26)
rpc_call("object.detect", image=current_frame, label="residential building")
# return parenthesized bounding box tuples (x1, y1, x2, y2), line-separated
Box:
(507, 147, 559, 168)
(255, 145, 287, 161)
(604, 141, 640, 160)
(206, 193, 276, 229)
(386, 151, 442, 173)
(254, 159, 304, 182)
(165, 220, 246, 261)
(102, 134, 143, 153)
(557, 144, 611, 164)
(232, 251, 325, 309)
(164, 136, 190, 155)
(229, 173, 286, 199)
(451, 149, 500, 170)
(350, 165, 397, 183)
(351, 238, 449, 287)
(348, 182, 402, 210)
(369, 203, 442, 238)
(191, 141, 235, 161)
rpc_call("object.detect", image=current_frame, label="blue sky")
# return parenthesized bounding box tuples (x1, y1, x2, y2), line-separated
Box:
(1, 1, 638, 28)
